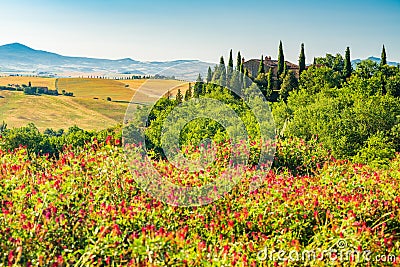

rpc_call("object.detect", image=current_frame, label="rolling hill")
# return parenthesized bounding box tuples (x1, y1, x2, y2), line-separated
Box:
(0, 43, 213, 80)
(0, 77, 189, 130)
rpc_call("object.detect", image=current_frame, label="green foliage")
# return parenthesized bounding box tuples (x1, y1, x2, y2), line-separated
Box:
(0, 123, 121, 157)
(355, 59, 379, 79)
(274, 71, 400, 160)
(279, 70, 298, 102)
(299, 65, 341, 94)
(315, 53, 344, 74)
(353, 132, 395, 166)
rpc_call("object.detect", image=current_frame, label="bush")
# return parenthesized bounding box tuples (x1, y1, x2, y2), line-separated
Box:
(107, 97, 112, 101)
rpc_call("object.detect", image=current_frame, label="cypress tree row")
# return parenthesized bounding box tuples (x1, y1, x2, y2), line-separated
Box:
(381, 44, 387, 66)
(343, 46, 352, 78)
(299, 43, 306, 75)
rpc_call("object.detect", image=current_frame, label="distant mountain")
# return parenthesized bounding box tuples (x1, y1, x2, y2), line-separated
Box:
(0, 43, 213, 80)
(351, 56, 399, 67)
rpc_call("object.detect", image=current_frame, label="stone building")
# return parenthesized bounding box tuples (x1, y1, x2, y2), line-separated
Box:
(242, 56, 300, 78)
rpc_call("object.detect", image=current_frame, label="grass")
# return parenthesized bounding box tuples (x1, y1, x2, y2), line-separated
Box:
(0, 77, 190, 131)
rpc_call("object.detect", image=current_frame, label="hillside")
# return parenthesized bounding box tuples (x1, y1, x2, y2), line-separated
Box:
(0, 43, 213, 79)
(0, 77, 188, 130)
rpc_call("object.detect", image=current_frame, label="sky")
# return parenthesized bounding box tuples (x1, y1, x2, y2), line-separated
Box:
(0, 0, 399, 64)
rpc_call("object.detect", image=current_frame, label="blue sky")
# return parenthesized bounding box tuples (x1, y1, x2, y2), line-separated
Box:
(1, 0, 399, 63)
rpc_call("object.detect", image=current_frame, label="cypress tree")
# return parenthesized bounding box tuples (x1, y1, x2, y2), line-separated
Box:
(280, 70, 298, 103)
(176, 89, 183, 103)
(184, 83, 192, 101)
(236, 51, 242, 70)
(258, 55, 265, 76)
(219, 56, 227, 87)
(194, 74, 203, 97)
(277, 41, 285, 77)
(206, 66, 212, 83)
(299, 43, 306, 75)
(267, 68, 273, 92)
(343, 46, 352, 78)
(227, 49, 234, 86)
(243, 69, 251, 88)
(381, 45, 387, 66)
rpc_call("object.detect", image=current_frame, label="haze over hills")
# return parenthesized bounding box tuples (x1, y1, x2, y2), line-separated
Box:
(0, 43, 399, 79)
(351, 56, 399, 67)
(0, 43, 213, 80)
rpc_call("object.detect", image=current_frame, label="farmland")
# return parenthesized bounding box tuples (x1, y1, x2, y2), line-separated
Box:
(0, 77, 189, 131)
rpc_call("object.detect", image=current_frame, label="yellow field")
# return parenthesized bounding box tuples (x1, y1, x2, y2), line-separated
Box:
(0, 77, 190, 131)
(0, 76, 56, 89)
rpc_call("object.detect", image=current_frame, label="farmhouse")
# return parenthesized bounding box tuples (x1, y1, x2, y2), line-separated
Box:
(242, 56, 300, 78)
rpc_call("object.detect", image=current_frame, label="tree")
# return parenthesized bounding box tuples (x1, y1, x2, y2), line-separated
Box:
(194, 74, 203, 97)
(280, 70, 298, 102)
(381, 44, 387, 66)
(343, 46, 352, 78)
(176, 89, 183, 103)
(206, 66, 212, 83)
(277, 41, 285, 77)
(227, 49, 234, 87)
(28, 81, 32, 87)
(219, 56, 227, 87)
(299, 43, 306, 75)
(236, 51, 242, 71)
(184, 83, 192, 101)
(243, 69, 251, 88)
(258, 55, 265, 76)
(267, 68, 274, 92)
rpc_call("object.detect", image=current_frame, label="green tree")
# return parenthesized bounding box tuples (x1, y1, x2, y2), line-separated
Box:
(193, 74, 203, 97)
(243, 69, 251, 88)
(206, 66, 212, 83)
(381, 44, 387, 66)
(280, 70, 298, 102)
(184, 83, 192, 101)
(298, 43, 306, 75)
(343, 46, 352, 78)
(227, 49, 234, 87)
(277, 41, 285, 77)
(258, 55, 265, 76)
(236, 51, 242, 71)
(176, 89, 183, 103)
(267, 68, 274, 92)
(219, 56, 227, 87)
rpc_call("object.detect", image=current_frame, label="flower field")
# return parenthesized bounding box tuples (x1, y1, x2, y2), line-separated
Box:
(1, 137, 400, 266)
